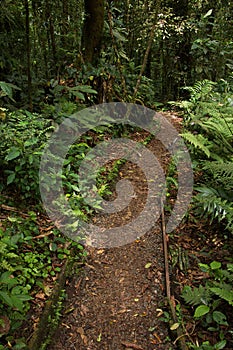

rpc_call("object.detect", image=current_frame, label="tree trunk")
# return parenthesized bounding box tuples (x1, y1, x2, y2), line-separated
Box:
(82, 0, 104, 64)
(25, 0, 32, 111)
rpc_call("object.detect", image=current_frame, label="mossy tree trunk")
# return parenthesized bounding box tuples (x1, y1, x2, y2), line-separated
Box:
(82, 0, 104, 64)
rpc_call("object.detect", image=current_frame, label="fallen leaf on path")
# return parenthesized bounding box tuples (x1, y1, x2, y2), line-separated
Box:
(156, 308, 163, 317)
(77, 327, 88, 345)
(170, 322, 180, 330)
(35, 292, 45, 300)
(80, 304, 89, 316)
(153, 333, 162, 343)
(145, 262, 152, 269)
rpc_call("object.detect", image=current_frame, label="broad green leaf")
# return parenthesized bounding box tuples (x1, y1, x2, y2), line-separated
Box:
(212, 311, 228, 325)
(7, 172, 16, 185)
(0, 291, 13, 307)
(10, 295, 24, 311)
(215, 340, 227, 350)
(0, 272, 17, 286)
(0, 81, 20, 101)
(5, 147, 20, 161)
(210, 261, 221, 270)
(194, 305, 210, 318)
(49, 242, 57, 251)
(16, 294, 32, 302)
(199, 263, 209, 272)
(70, 91, 85, 100)
(73, 85, 97, 94)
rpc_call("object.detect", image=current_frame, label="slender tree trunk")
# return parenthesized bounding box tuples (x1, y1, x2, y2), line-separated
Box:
(133, 0, 160, 102)
(45, 0, 57, 76)
(82, 0, 104, 64)
(25, 0, 32, 111)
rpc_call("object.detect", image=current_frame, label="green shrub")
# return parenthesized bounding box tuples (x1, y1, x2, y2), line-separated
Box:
(0, 110, 54, 199)
(182, 261, 233, 349)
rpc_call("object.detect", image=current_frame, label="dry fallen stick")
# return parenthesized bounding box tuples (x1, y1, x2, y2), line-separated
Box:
(0, 204, 29, 217)
(32, 231, 54, 240)
(121, 341, 144, 350)
(32, 225, 55, 239)
(161, 200, 189, 350)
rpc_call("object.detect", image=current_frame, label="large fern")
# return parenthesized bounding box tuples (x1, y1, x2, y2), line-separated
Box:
(183, 80, 216, 103)
(181, 132, 211, 157)
(203, 161, 233, 192)
(178, 78, 233, 234)
(182, 285, 211, 306)
(210, 286, 233, 306)
(194, 186, 233, 233)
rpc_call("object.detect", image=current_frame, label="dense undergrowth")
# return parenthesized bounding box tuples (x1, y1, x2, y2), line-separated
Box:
(170, 77, 233, 349)
(0, 75, 232, 349)
(0, 99, 126, 348)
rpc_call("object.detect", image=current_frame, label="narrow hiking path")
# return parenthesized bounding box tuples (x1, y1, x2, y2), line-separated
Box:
(48, 113, 183, 350)
(49, 231, 170, 350)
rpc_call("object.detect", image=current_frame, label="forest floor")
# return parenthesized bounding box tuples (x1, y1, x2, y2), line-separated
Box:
(47, 113, 182, 350)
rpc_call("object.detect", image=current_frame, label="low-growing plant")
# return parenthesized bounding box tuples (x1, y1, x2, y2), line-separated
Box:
(0, 110, 54, 199)
(182, 261, 233, 349)
(0, 211, 85, 345)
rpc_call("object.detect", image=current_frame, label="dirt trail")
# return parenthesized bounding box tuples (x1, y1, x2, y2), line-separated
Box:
(48, 113, 182, 350)
(49, 231, 171, 350)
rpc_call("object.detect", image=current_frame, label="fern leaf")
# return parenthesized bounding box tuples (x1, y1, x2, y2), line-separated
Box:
(210, 287, 233, 306)
(182, 285, 211, 306)
(181, 132, 211, 157)
(194, 186, 233, 225)
(203, 161, 233, 192)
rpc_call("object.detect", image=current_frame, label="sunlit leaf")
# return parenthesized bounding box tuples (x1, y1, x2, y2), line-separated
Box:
(194, 305, 210, 318)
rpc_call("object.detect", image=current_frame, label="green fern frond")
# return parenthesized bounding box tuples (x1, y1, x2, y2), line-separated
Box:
(181, 132, 211, 157)
(210, 287, 233, 306)
(194, 187, 233, 231)
(203, 161, 233, 192)
(204, 161, 233, 178)
(182, 285, 211, 306)
(199, 117, 233, 142)
(183, 80, 216, 102)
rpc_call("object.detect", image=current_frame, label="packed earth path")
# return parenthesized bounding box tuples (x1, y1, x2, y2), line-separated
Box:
(48, 113, 183, 350)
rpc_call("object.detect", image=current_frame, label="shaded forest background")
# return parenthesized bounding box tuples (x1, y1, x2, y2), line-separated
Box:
(1, 0, 233, 110)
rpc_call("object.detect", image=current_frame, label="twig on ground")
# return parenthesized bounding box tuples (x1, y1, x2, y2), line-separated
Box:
(0, 204, 29, 217)
(161, 199, 189, 350)
(121, 341, 144, 350)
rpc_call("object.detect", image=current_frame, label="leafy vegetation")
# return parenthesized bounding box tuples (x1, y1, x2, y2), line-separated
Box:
(179, 78, 233, 235)
(171, 76, 233, 349)
(0, 0, 233, 348)
(0, 208, 86, 349)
